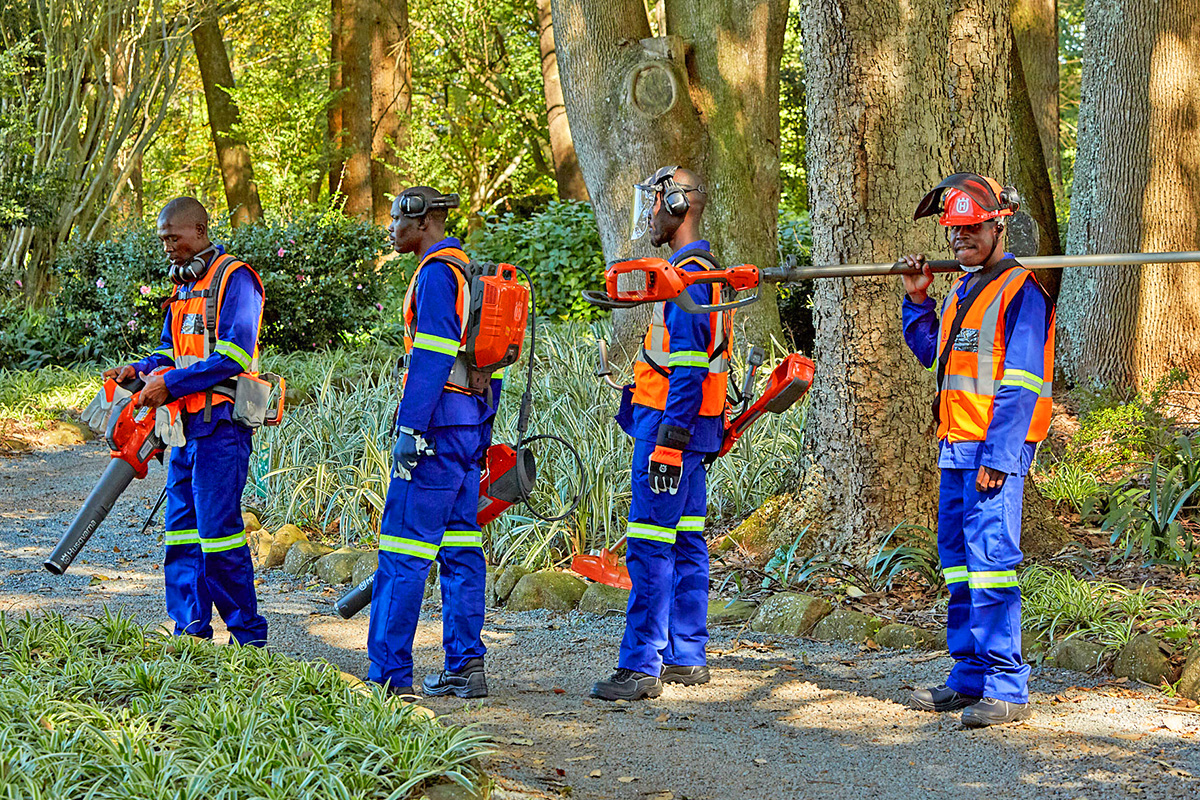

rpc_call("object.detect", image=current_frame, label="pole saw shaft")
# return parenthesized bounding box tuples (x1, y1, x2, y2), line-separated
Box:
(764, 250, 1200, 282)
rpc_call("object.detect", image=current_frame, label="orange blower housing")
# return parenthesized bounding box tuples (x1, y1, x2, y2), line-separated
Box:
(465, 263, 529, 391)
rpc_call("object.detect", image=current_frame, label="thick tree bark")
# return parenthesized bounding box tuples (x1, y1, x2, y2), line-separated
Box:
(339, 0, 375, 219)
(1012, 0, 1061, 185)
(192, 11, 262, 225)
(328, 0, 344, 198)
(551, 0, 786, 357)
(1059, 0, 1200, 390)
(796, 0, 1011, 560)
(1010, 41, 1064, 298)
(371, 0, 412, 224)
(536, 0, 588, 202)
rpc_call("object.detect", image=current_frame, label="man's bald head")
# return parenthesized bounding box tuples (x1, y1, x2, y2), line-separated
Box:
(649, 166, 706, 249)
(672, 167, 707, 213)
(157, 197, 211, 266)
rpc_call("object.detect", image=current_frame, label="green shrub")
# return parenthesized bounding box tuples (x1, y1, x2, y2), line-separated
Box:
(15, 211, 388, 368)
(776, 211, 813, 351)
(1064, 368, 1187, 475)
(0, 612, 486, 799)
(467, 200, 606, 321)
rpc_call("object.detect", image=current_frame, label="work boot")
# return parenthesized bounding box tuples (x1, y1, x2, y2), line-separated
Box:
(910, 684, 980, 712)
(660, 664, 710, 685)
(422, 658, 488, 698)
(961, 698, 1032, 728)
(590, 668, 663, 701)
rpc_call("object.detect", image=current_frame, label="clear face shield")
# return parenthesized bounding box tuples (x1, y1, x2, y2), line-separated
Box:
(629, 175, 659, 241)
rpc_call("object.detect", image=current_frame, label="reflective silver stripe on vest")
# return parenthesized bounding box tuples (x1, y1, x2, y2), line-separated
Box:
(636, 286, 730, 375)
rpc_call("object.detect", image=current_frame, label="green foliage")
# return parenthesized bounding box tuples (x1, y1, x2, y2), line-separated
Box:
(764, 522, 942, 595)
(1095, 458, 1200, 571)
(778, 7, 807, 214)
(865, 524, 943, 591)
(0, 212, 389, 367)
(1035, 462, 1104, 513)
(776, 211, 813, 350)
(0, 364, 102, 422)
(0, 611, 487, 799)
(468, 201, 606, 321)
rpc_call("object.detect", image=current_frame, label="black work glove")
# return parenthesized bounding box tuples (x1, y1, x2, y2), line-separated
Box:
(393, 426, 436, 481)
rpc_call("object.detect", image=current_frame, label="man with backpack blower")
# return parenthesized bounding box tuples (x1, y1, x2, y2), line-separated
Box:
(102, 197, 269, 647)
(369, 187, 499, 699)
(590, 166, 733, 702)
(900, 173, 1054, 727)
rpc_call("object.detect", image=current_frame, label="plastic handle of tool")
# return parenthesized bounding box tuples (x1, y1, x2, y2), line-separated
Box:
(258, 372, 287, 426)
(763, 250, 1200, 283)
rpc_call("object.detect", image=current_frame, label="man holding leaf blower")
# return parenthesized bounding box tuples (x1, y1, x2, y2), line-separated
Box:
(591, 166, 733, 702)
(101, 197, 268, 647)
(900, 173, 1055, 727)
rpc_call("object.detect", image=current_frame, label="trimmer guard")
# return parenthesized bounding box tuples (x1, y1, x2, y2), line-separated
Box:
(571, 536, 632, 590)
(719, 353, 815, 457)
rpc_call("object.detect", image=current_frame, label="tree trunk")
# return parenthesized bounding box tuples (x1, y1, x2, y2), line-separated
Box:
(1010, 40, 1064, 298)
(1012, 0, 1061, 185)
(192, 10, 262, 225)
(371, 0, 412, 224)
(796, 0, 1012, 561)
(550, 0, 786, 358)
(536, 0, 588, 202)
(340, 0, 375, 219)
(328, 0, 345, 199)
(1059, 0, 1200, 391)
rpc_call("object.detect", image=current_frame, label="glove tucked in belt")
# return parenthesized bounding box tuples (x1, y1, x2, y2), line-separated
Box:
(649, 424, 691, 495)
(393, 426, 436, 481)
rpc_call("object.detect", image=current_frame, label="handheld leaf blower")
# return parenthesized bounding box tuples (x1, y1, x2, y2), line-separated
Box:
(45, 377, 172, 575)
(333, 441, 537, 619)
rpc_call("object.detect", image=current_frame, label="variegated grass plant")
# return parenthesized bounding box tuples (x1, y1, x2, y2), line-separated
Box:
(250, 321, 808, 568)
(0, 611, 488, 799)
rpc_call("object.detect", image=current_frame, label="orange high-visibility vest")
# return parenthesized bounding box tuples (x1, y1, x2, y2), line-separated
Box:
(632, 254, 733, 417)
(935, 265, 1055, 442)
(168, 253, 264, 416)
(402, 247, 478, 395)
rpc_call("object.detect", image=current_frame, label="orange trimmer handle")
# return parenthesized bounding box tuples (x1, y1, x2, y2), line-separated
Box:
(263, 373, 286, 426)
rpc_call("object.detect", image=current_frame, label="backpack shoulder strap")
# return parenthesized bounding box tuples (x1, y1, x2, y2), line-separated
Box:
(935, 258, 1018, 394)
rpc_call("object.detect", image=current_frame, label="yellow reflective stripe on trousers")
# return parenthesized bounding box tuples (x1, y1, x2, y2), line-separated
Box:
(441, 530, 483, 548)
(999, 367, 1043, 393)
(214, 340, 252, 370)
(165, 529, 200, 546)
(942, 565, 969, 584)
(380, 534, 440, 560)
(676, 516, 705, 532)
(667, 350, 709, 369)
(627, 522, 676, 544)
(968, 569, 1019, 589)
(412, 332, 461, 356)
(201, 531, 247, 553)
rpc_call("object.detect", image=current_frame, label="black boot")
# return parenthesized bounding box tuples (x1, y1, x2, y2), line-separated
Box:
(590, 668, 663, 701)
(961, 698, 1031, 728)
(660, 664, 710, 685)
(910, 684, 980, 712)
(422, 658, 488, 698)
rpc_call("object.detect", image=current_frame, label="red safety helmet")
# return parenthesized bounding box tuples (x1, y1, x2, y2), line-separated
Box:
(913, 173, 1020, 226)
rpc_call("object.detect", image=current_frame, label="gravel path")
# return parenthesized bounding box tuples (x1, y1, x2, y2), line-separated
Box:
(3, 441, 1199, 800)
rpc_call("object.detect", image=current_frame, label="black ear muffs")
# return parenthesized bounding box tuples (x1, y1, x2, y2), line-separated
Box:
(398, 191, 461, 218)
(998, 186, 1021, 214)
(650, 165, 705, 217)
(169, 244, 218, 285)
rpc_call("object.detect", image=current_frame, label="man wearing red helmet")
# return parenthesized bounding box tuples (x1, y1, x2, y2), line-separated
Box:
(899, 173, 1055, 727)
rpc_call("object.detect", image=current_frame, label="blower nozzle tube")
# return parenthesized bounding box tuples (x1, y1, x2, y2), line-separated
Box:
(334, 574, 374, 620)
(44, 458, 138, 575)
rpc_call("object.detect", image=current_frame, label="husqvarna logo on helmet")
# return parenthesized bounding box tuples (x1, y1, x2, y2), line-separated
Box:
(955, 195, 971, 214)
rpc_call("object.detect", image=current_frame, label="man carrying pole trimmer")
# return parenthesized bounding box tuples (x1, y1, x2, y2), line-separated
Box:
(591, 167, 732, 702)
(901, 174, 1053, 727)
(103, 197, 269, 646)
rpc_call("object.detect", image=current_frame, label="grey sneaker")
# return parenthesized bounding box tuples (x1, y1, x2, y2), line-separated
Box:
(962, 697, 1031, 727)
(422, 658, 488, 698)
(910, 684, 981, 712)
(660, 664, 710, 685)
(590, 668, 663, 701)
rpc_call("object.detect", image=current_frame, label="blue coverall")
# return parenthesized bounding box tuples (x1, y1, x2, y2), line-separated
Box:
(130, 246, 268, 646)
(367, 237, 494, 689)
(902, 258, 1050, 703)
(616, 240, 724, 676)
